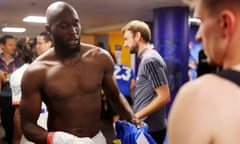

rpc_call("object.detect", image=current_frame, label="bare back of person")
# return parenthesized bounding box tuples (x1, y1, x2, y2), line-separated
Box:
(168, 73, 240, 144)
(22, 43, 111, 138)
(168, 0, 240, 143)
(200, 74, 240, 144)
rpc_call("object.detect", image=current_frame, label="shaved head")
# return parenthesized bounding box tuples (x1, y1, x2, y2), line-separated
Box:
(46, 1, 79, 25)
(44, 1, 81, 56)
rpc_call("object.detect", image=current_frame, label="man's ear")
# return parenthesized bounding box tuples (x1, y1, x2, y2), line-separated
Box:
(47, 41, 52, 48)
(219, 10, 236, 37)
(45, 24, 51, 33)
(134, 32, 141, 41)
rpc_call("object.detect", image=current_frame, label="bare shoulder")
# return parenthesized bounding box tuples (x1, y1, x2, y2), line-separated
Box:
(81, 43, 112, 57)
(174, 73, 240, 102)
(168, 74, 216, 144)
(168, 73, 240, 144)
(168, 75, 213, 121)
(22, 49, 54, 83)
(80, 43, 114, 65)
(179, 73, 240, 102)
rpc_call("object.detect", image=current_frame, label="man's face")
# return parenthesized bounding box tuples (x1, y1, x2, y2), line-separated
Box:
(123, 30, 139, 54)
(49, 8, 81, 53)
(194, 1, 225, 66)
(36, 36, 51, 56)
(2, 38, 16, 56)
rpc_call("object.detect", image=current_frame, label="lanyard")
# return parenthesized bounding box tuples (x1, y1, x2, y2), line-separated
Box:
(1, 59, 16, 73)
(139, 48, 155, 65)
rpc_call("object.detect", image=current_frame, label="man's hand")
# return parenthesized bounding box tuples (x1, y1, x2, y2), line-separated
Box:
(131, 118, 145, 128)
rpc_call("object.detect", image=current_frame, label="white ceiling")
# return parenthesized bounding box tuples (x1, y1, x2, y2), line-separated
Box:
(0, 0, 185, 38)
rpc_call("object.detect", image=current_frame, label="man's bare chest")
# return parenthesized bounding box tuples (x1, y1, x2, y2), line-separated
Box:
(42, 63, 103, 98)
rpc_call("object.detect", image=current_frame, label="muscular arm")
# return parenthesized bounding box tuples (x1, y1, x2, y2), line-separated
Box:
(135, 84, 170, 119)
(101, 51, 135, 122)
(103, 82, 135, 121)
(20, 64, 48, 144)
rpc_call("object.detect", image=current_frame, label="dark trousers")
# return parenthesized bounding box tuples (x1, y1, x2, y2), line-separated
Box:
(149, 128, 166, 144)
(0, 96, 15, 144)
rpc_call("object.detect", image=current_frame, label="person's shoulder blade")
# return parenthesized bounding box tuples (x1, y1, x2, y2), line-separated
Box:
(168, 74, 217, 144)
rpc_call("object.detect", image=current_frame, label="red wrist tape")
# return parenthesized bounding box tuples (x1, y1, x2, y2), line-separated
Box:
(47, 132, 55, 144)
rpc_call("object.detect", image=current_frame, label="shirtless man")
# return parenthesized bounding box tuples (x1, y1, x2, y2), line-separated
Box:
(20, 1, 138, 144)
(168, 0, 240, 143)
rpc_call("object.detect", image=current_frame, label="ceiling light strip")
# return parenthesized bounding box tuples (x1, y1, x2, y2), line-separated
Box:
(23, 16, 46, 23)
(2, 27, 26, 33)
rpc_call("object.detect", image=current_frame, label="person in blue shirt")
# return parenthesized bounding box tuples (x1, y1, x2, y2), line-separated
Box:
(114, 63, 135, 106)
(113, 61, 136, 123)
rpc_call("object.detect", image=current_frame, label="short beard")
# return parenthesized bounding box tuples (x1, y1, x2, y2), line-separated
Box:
(68, 40, 81, 53)
(130, 42, 139, 54)
(54, 38, 81, 56)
